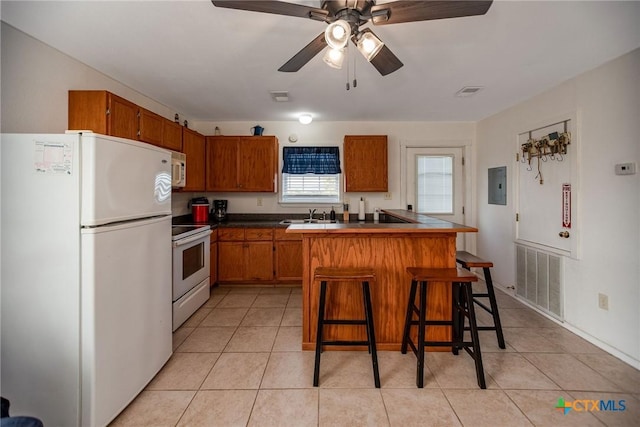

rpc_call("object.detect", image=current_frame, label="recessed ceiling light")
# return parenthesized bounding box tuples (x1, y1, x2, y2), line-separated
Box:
(270, 91, 289, 102)
(455, 86, 483, 97)
(299, 114, 312, 124)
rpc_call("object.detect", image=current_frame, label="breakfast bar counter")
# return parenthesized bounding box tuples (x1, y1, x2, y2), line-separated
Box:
(286, 210, 477, 351)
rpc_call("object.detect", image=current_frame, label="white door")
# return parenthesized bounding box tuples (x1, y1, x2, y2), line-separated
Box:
(516, 120, 576, 255)
(80, 133, 171, 226)
(406, 147, 465, 248)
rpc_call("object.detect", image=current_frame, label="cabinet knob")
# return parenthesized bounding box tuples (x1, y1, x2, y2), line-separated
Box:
(558, 231, 570, 238)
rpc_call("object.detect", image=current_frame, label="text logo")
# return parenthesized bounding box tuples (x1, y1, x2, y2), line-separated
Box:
(555, 397, 626, 415)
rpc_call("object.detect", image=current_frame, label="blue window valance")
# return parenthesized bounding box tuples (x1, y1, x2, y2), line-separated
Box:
(282, 147, 341, 175)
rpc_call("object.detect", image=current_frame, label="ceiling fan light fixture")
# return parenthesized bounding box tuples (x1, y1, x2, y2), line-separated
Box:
(298, 114, 313, 125)
(323, 47, 345, 69)
(356, 32, 384, 61)
(325, 19, 351, 49)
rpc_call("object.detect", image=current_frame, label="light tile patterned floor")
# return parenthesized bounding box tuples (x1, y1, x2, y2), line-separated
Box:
(110, 285, 640, 426)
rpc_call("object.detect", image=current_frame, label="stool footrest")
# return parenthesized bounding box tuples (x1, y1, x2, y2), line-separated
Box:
(323, 319, 367, 325)
(321, 340, 370, 346)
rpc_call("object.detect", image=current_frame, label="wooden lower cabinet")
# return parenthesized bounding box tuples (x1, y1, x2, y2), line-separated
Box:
(274, 229, 302, 281)
(217, 227, 274, 283)
(216, 227, 301, 284)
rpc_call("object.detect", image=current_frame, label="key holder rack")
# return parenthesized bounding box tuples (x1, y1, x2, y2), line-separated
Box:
(519, 120, 571, 184)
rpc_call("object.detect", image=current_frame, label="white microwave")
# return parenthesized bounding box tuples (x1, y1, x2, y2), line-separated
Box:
(171, 151, 186, 188)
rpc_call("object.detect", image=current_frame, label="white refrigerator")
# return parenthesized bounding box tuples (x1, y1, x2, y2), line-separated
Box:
(1, 132, 173, 426)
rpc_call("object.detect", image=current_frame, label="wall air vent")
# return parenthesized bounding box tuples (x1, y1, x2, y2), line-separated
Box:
(455, 86, 483, 97)
(270, 91, 290, 102)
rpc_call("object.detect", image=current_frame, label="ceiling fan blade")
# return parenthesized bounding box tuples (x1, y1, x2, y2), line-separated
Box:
(353, 28, 403, 76)
(211, 1, 329, 20)
(370, 1, 492, 25)
(369, 45, 404, 76)
(278, 32, 327, 72)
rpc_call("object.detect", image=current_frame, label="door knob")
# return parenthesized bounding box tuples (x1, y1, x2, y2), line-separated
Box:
(558, 231, 570, 238)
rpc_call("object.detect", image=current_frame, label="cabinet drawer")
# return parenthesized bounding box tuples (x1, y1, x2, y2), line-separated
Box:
(245, 228, 274, 241)
(275, 228, 302, 241)
(218, 228, 245, 241)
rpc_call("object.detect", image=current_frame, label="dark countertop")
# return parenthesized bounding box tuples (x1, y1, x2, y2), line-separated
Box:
(171, 212, 392, 229)
(172, 210, 477, 233)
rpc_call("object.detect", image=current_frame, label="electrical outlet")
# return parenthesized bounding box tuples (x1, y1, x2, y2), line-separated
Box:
(257, 197, 263, 207)
(384, 193, 392, 200)
(598, 293, 609, 310)
(615, 162, 636, 175)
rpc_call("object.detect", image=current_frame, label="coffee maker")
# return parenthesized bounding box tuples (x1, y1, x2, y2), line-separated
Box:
(212, 200, 228, 222)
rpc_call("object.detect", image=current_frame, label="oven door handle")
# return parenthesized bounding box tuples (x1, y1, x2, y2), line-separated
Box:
(172, 231, 212, 248)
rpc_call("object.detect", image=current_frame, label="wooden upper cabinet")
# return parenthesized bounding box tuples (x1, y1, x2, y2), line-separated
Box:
(70, 90, 183, 149)
(206, 136, 239, 192)
(162, 119, 183, 151)
(138, 108, 163, 146)
(69, 90, 137, 140)
(182, 127, 206, 192)
(238, 137, 278, 191)
(206, 136, 278, 192)
(344, 135, 388, 192)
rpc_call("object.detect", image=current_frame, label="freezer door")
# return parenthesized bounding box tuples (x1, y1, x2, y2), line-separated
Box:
(81, 215, 172, 427)
(80, 133, 171, 226)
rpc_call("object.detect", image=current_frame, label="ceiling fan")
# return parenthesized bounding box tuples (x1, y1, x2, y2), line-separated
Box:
(211, 1, 493, 76)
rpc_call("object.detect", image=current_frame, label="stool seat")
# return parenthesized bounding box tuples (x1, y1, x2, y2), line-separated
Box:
(455, 251, 505, 349)
(456, 251, 493, 268)
(405, 267, 478, 283)
(314, 267, 376, 281)
(313, 266, 380, 388)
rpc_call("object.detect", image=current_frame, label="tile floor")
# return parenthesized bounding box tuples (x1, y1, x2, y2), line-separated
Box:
(110, 284, 640, 426)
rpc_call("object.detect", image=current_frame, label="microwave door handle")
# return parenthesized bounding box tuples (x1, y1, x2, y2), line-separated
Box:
(172, 231, 212, 248)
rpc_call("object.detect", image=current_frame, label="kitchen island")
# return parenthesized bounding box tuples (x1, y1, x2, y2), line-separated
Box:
(286, 210, 477, 351)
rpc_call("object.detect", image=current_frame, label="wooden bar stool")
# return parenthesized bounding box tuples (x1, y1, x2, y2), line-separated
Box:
(401, 267, 486, 389)
(456, 251, 506, 349)
(313, 267, 380, 388)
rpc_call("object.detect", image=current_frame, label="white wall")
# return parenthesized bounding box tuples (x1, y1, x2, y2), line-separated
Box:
(176, 121, 476, 221)
(476, 48, 640, 367)
(0, 23, 191, 133)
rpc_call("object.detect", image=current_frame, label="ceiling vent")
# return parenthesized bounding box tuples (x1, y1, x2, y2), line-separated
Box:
(455, 86, 483, 97)
(270, 91, 290, 102)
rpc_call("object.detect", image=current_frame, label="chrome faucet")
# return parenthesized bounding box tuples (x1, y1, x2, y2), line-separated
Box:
(308, 209, 316, 220)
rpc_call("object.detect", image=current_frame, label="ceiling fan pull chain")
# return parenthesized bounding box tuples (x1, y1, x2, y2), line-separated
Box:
(346, 44, 350, 90)
(353, 53, 357, 88)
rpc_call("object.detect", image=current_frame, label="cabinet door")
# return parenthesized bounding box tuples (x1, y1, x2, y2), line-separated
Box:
(218, 242, 245, 281)
(107, 94, 138, 140)
(182, 128, 206, 192)
(210, 229, 218, 286)
(206, 136, 240, 191)
(68, 90, 109, 134)
(344, 135, 388, 192)
(275, 240, 302, 281)
(238, 137, 278, 192)
(162, 119, 183, 151)
(244, 241, 274, 281)
(138, 108, 164, 146)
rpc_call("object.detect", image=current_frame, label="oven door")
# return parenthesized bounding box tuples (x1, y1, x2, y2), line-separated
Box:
(172, 230, 210, 301)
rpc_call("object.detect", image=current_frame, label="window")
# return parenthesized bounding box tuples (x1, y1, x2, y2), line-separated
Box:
(416, 155, 453, 214)
(281, 147, 341, 203)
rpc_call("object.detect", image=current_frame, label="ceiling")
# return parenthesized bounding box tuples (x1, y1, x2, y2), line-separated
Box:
(2, 1, 640, 123)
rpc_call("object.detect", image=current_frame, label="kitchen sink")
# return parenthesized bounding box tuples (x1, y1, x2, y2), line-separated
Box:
(279, 219, 337, 224)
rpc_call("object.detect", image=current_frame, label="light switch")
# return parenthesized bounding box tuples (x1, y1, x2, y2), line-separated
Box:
(615, 162, 636, 175)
